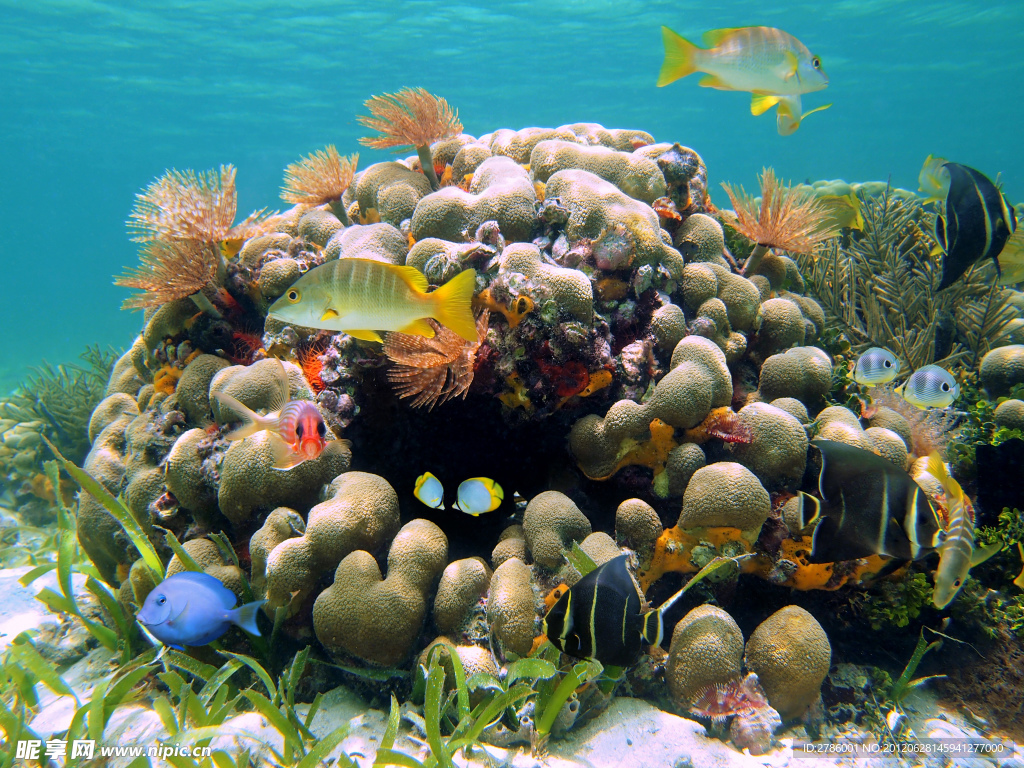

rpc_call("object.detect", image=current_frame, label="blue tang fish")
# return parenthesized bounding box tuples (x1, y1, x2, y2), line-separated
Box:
(136, 572, 265, 649)
(453, 477, 504, 515)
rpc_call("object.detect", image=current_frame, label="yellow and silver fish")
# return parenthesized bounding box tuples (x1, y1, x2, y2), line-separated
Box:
(658, 26, 829, 134)
(852, 347, 900, 387)
(896, 365, 959, 409)
(995, 225, 1024, 286)
(935, 162, 1017, 290)
(918, 155, 950, 205)
(414, 471, 445, 509)
(924, 454, 1001, 608)
(453, 477, 503, 516)
(268, 258, 478, 343)
(814, 189, 863, 230)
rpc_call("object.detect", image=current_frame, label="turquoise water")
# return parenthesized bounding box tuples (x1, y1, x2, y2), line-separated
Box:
(2, 0, 1022, 389)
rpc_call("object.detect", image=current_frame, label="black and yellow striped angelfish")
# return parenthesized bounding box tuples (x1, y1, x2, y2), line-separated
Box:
(794, 440, 944, 564)
(542, 555, 681, 668)
(935, 162, 1017, 290)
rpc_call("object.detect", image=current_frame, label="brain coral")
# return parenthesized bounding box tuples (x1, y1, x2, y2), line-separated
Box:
(411, 156, 536, 243)
(678, 462, 770, 533)
(486, 557, 537, 657)
(492, 525, 529, 569)
(530, 140, 666, 203)
(980, 345, 1024, 397)
(499, 243, 593, 324)
(744, 605, 831, 720)
(815, 405, 874, 452)
(262, 472, 401, 615)
(754, 298, 806, 356)
(675, 214, 726, 265)
(166, 538, 244, 596)
(209, 359, 313, 421)
(523, 491, 592, 569)
(727, 402, 809, 490)
(164, 428, 219, 521)
(578, 532, 622, 566)
(489, 127, 578, 164)
(667, 605, 745, 707)
(994, 399, 1024, 431)
(650, 303, 687, 352)
(105, 341, 146, 398)
(544, 169, 684, 279)
(175, 354, 230, 425)
(77, 397, 140, 584)
(313, 518, 448, 666)
(249, 507, 305, 595)
(757, 346, 833, 405)
(865, 426, 909, 468)
(569, 338, 730, 482)
(615, 499, 663, 567)
(355, 161, 432, 227)
(866, 407, 913, 448)
(324, 222, 409, 265)
(433, 557, 492, 635)
(297, 208, 343, 247)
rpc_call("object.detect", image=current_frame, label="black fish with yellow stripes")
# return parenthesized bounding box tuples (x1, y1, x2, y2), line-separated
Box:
(935, 162, 1017, 290)
(795, 440, 943, 564)
(542, 555, 664, 667)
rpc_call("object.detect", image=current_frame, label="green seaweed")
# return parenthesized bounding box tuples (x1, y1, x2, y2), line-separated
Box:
(888, 627, 944, 705)
(860, 570, 932, 630)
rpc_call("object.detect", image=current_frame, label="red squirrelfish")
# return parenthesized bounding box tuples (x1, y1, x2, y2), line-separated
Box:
(212, 360, 349, 470)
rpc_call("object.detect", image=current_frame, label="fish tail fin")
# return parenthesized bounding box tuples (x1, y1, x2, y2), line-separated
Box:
(231, 599, 267, 636)
(658, 26, 699, 86)
(213, 392, 268, 440)
(640, 609, 664, 649)
(926, 452, 962, 505)
(431, 268, 478, 342)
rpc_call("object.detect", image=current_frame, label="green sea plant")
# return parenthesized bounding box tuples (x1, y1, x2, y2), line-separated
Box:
(887, 627, 944, 706)
(795, 189, 1018, 372)
(859, 571, 932, 630)
(947, 382, 1024, 473)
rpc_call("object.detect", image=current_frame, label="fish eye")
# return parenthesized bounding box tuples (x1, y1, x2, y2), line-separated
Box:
(156, 596, 166, 605)
(287, 289, 301, 302)
(812, 56, 821, 69)
(317, 422, 326, 436)
(295, 423, 304, 438)
(883, 360, 892, 368)
(941, 382, 950, 392)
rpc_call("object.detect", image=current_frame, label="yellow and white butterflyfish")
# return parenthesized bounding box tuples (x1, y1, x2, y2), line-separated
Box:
(453, 477, 504, 516)
(414, 472, 445, 510)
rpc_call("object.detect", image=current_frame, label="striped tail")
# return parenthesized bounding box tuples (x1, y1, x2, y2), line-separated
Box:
(658, 27, 700, 86)
(430, 268, 478, 342)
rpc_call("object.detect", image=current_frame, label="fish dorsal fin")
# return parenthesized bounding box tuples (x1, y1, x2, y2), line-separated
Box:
(751, 93, 781, 116)
(346, 329, 384, 343)
(395, 265, 430, 294)
(169, 571, 237, 609)
(397, 319, 436, 337)
(265, 358, 291, 413)
(702, 27, 742, 47)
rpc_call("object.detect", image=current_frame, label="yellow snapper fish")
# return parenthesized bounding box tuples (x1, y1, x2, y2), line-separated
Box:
(996, 225, 1024, 285)
(268, 258, 477, 344)
(775, 95, 833, 136)
(895, 365, 959, 409)
(852, 347, 900, 387)
(414, 471, 445, 509)
(924, 453, 1000, 608)
(918, 155, 951, 205)
(453, 477, 503, 516)
(658, 26, 829, 134)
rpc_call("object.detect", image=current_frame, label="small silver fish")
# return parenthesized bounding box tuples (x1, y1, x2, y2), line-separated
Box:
(896, 365, 960, 409)
(852, 347, 900, 387)
(136, 572, 265, 649)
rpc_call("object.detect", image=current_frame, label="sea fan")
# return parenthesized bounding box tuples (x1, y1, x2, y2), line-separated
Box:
(281, 146, 359, 208)
(115, 239, 220, 310)
(128, 164, 267, 243)
(358, 88, 462, 190)
(721, 168, 838, 274)
(384, 311, 489, 410)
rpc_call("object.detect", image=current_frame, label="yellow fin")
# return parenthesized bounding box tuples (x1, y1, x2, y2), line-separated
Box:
(972, 542, 1002, 567)
(701, 27, 742, 47)
(751, 93, 780, 116)
(658, 26, 700, 87)
(398, 319, 436, 337)
(269, 434, 304, 470)
(699, 74, 730, 89)
(321, 308, 340, 321)
(430, 268, 478, 342)
(394, 265, 430, 293)
(347, 329, 383, 343)
(783, 49, 799, 79)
